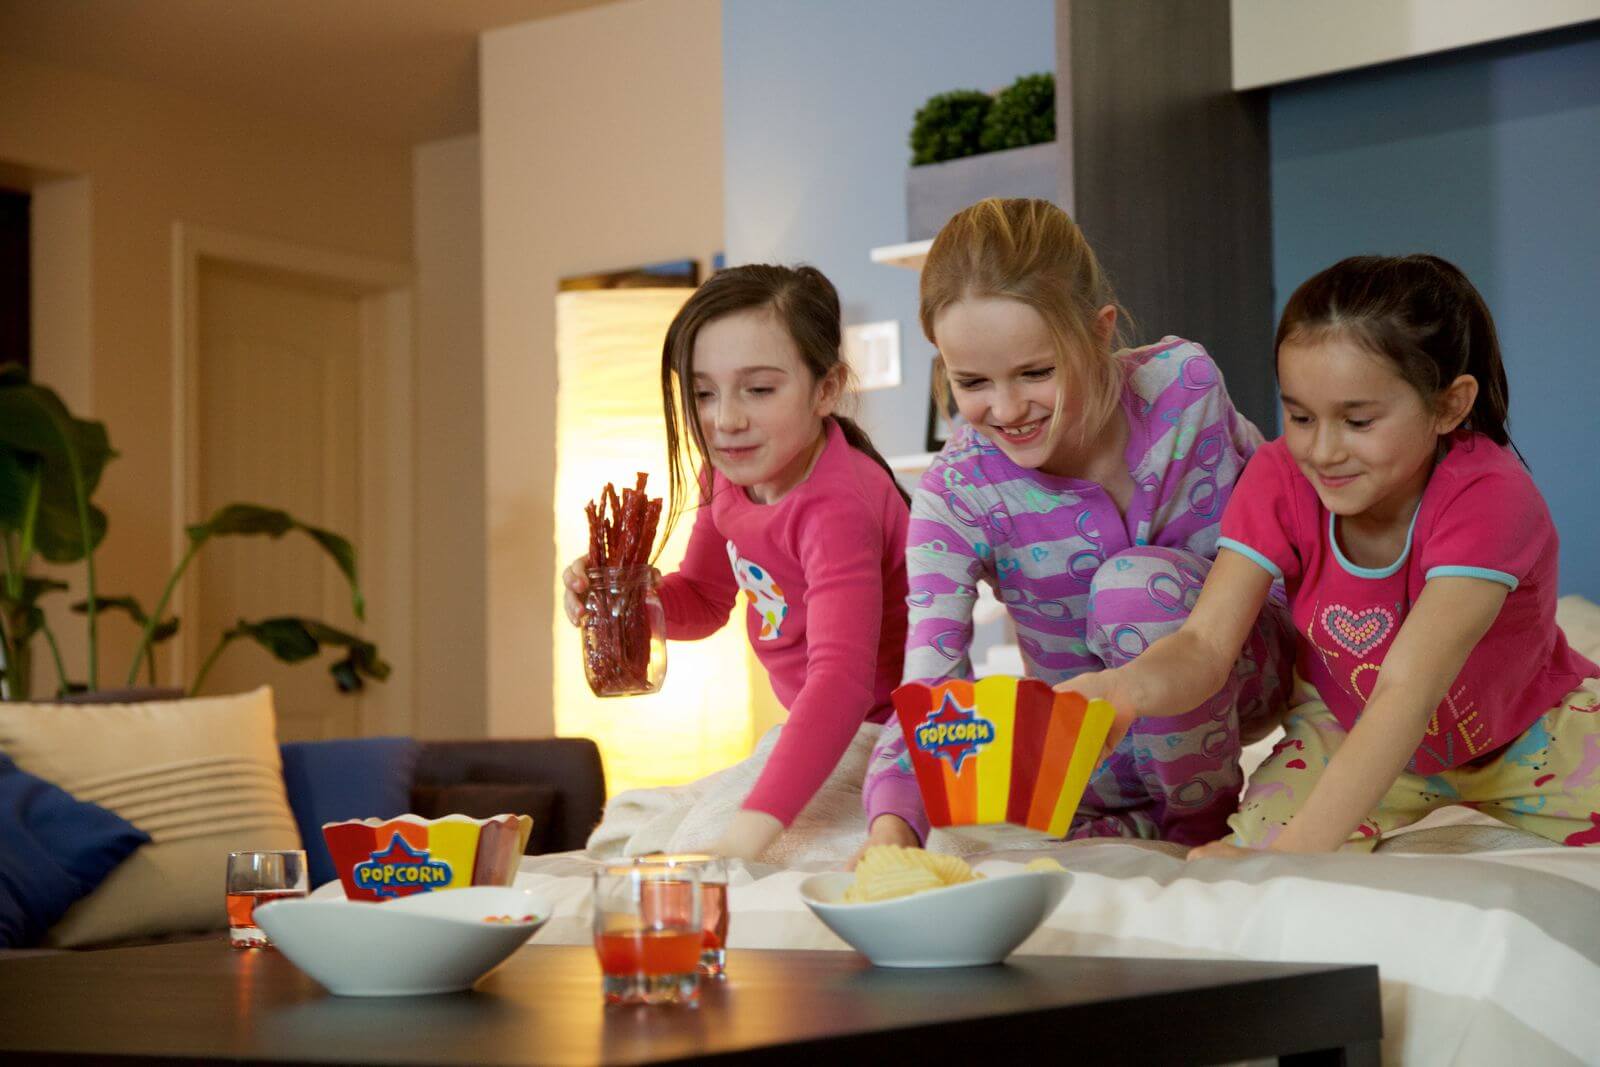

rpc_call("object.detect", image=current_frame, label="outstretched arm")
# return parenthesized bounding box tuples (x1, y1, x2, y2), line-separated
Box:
(1057, 549, 1275, 752)
(1207, 575, 1507, 855)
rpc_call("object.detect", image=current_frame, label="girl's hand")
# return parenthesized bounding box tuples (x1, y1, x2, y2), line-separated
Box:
(1054, 669, 1139, 765)
(847, 814, 920, 870)
(562, 555, 592, 626)
(715, 810, 783, 863)
(1186, 838, 1256, 861)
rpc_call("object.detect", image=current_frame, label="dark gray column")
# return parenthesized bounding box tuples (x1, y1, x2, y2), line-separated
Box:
(1058, 0, 1277, 431)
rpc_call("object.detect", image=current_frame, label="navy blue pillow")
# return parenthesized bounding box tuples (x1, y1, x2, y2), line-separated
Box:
(0, 754, 150, 948)
(279, 737, 419, 888)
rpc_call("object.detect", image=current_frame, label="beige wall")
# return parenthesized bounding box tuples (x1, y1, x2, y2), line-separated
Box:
(0, 52, 412, 697)
(412, 134, 488, 738)
(481, 0, 724, 737)
(1231, 0, 1600, 89)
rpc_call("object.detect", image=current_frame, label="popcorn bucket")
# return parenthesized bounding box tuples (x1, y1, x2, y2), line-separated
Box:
(322, 813, 533, 902)
(891, 677, 1116, 837)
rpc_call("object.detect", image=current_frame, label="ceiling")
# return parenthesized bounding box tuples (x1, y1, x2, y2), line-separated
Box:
(0, 0, 620, 146)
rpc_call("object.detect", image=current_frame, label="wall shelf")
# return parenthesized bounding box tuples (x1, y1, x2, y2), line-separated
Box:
(868, 239, 931, 271)
(885, 451, 936, 475)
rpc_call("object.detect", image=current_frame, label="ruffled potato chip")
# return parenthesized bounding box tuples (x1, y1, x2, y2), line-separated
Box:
(1024, 857, 1067, 873)
(842, 846, 982, 903)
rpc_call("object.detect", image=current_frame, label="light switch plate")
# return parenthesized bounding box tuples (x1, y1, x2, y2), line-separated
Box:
(843, 320, 902, 391)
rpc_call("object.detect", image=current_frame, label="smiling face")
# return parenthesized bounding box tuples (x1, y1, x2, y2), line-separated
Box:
(691, 307, 840, 504)
(1278, 331, 1474, 527)
(932, 295, 1115, 475)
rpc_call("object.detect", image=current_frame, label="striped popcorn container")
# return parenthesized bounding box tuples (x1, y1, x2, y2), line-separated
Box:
(322, 813, 533, 902)
(891, 677, 1116, 837)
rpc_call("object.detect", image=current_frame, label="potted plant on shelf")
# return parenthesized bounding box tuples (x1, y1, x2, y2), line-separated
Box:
(905, 72, 1060, 242)
(0, 365, 389, 702)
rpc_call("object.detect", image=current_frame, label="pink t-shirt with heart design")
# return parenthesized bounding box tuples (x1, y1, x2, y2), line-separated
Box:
(1219, 433, 1597, 774)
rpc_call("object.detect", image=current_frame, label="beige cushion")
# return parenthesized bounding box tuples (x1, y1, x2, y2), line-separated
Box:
(0, 686, 301, 947)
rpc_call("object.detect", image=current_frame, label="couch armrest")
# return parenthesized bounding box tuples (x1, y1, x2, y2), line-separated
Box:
(412, 739, 606, 855)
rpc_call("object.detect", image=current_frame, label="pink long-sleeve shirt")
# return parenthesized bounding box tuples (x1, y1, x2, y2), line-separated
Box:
(657, 419, 910, 825)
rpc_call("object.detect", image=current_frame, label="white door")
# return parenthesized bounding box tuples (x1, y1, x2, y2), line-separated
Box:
(193, 259, 364, 740)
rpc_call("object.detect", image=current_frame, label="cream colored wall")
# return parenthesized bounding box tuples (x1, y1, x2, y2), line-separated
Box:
(412, 134, 488, 739)
(1231, 0, 1600, 89)
(480, 0, 725, 738)
(0, 52, 412, 698)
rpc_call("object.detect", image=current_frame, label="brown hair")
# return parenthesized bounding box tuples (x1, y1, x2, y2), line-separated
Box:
(659, 264, 911, 544)
(919, 198, 1129, 448)
(1276, 254, 1515, 451)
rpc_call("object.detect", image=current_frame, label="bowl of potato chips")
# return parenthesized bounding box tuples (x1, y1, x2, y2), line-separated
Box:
(799, 846, 1070, 967)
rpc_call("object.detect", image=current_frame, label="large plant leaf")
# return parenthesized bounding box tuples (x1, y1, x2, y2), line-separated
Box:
(0, 370, 116, 561)
(72, 595, 179, 643)
(0, 447, 38, 533)
(187, 505, 364, 620)
(224, 616, 390, 693)
(0, 578, 69, 643)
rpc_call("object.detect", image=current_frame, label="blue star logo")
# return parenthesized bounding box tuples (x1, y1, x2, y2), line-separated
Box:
(913, 691, 996, 773)
(352, 832, 453, 898)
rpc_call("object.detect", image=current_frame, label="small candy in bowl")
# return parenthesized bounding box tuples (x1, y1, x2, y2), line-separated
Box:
(253, 885, 550, 996)
(800, 847, 1069, 968)
(321, 813, 532, 900)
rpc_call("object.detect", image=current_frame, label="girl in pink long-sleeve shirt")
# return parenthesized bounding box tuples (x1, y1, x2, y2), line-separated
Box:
(563, 264, 910, 861)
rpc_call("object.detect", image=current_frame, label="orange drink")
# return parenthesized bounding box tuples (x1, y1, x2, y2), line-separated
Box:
(591, 862, 702, 1006)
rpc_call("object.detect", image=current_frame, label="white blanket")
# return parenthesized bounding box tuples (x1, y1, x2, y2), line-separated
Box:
(586, 722, 1006, 865)
(540, 595, 1600, 1065)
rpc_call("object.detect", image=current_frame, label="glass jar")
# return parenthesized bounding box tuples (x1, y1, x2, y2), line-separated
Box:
(582, 565, 667, 697)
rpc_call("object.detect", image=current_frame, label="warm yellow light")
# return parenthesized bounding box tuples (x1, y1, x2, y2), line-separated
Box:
(554, 288, 754, 793)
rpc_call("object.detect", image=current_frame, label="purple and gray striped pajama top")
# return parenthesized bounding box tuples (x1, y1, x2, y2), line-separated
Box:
(864, 338, 1296, 846)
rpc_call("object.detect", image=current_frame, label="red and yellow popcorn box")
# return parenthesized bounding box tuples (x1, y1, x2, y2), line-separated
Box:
(891, 677, 1116, 837)
(322, 813, 534, 902)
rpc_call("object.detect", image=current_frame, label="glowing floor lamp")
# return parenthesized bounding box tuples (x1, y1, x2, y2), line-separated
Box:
(554, 288, 753, 793)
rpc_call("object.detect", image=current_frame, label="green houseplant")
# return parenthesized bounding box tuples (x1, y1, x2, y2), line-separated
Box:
(904, 72, 1061, 242)
(980, 72, 1055, 153)
(0, 365, 389, 701)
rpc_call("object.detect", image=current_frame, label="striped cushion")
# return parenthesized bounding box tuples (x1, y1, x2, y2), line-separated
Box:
(0, 687, 301, 947)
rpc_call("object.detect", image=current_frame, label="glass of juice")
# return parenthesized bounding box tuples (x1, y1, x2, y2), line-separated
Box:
(638, 853, 729, 978)
(592, 861, 702, 1006)
(225, 849, 308, 948)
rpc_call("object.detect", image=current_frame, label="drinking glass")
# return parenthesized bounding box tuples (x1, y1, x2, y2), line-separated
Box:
(638, 853, 730, 977)
(225, 849, 308, 948)
(592, 861, 702, 1005)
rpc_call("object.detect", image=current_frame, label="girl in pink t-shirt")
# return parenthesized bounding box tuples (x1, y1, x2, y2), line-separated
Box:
(1062, 255, 1600, 854)
(562, 265, 911, 862)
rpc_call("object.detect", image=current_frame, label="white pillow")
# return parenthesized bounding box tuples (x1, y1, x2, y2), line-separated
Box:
(0, 686, 302, 947)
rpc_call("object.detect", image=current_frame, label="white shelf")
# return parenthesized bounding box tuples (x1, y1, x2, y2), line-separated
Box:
(869, 239, 932, 271)
(885, 451, 936, 475)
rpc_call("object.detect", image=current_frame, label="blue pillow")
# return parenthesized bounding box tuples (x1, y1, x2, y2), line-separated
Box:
(0, 754, 150, 948)
(279, 738, 419, 888)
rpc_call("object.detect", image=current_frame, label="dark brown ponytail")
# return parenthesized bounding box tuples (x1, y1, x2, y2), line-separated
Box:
(659, 264, 911, 548)
(1276, 254, 1518, 456)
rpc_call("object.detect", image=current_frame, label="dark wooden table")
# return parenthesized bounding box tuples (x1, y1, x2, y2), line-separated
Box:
(0, 939, 1380, 1065)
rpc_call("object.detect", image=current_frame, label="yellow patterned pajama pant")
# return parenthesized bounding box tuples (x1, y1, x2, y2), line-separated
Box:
(1228, 677, 1600, 850)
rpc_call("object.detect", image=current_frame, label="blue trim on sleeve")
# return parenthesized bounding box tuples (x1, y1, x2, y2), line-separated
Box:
(1218, 538, 1284, 581)
(1424, 565, 1519, 591)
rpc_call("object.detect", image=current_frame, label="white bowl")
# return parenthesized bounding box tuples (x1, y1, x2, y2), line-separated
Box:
(253, 886, 549, 996)
(799, 868, 1070, 968)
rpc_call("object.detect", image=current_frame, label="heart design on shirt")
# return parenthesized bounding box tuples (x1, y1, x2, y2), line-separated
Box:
(1320, 605, 1395, 657)
(1031, 546, 1049, 562)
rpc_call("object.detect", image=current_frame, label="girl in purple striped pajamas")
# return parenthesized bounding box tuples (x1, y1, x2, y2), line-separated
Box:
(860, 199, 1296, 852)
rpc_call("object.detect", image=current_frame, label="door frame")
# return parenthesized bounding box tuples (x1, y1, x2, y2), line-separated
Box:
(169, 222, 415, 736)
